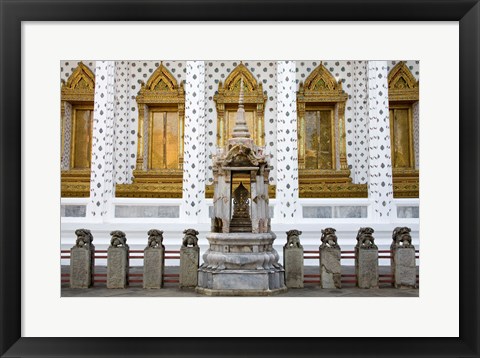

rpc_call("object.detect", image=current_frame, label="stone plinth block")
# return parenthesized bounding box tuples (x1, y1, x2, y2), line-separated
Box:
(392, 248, 416, 288)
(70, 246, 95, 288)
(355, 248, 378, 289)
(320, 247, 341, 289)
(283, 247, 304, 288)
(107, 247, 129, 289)
(180, 246, 199, 288)
(143, 247, 164, 289)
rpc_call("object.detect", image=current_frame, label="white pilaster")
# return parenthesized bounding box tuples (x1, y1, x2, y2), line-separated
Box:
(114, 61, 131, 184)
(367, 61, 393, 222)
(275, 61, 301, 221)
(181, 61, 207, 222)
(87, 61, 116, 221)
(353, 61, 369, 184)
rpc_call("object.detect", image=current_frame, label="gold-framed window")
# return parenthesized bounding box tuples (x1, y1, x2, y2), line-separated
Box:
(303, 106, 335, 170)
(61, 62, 95, 197)
(148, 107, 181, 170)
(70, 104, 94, 170)
(388, 62, 419, 198)
(389, 103, 414, 169)
(115, 64, 185, 198)
(297, 63, 367, 198)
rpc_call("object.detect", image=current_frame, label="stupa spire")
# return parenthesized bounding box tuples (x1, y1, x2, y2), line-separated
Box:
(231, 77, 251, 139)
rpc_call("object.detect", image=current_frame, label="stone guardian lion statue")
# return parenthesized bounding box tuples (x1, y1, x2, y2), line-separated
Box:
(182, 229, 199, 248)
(75, 228, 93, 249)
(285, 229, 303, 249)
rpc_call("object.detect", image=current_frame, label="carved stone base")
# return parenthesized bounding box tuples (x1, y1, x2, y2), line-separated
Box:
(196, 232, 287, 296)
(70, 246, 95, 288)
(283, 247, 304, 288)
(355, 248, 378, 289)
(143, 247, 164, 289)
(392, 247, 416, 288)
(320, 247, 341, 289)
(180, 246, 200, 288)
(107, 247, 129, 289)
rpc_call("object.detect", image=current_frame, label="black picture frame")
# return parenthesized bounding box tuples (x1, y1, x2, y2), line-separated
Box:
(1, 0, 479, 357)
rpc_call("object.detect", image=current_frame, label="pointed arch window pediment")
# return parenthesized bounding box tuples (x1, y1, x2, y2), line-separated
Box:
(303, 64, 343, 93)
(61, 62, 95, 102)
(141, 64, 179, 93)
(388, 61, 419, 101)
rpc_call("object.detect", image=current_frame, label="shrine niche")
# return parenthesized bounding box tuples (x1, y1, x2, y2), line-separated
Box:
(197, 79, 286, 295)
(116, 64, 185, 198)
(207, 63, 275, 198)
(297, 63, 367, 198)
(388, 62, 419, 198)
(61, 62, 95, 197)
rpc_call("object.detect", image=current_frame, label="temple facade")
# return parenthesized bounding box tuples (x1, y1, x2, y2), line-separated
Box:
(60, 60, 420, 261)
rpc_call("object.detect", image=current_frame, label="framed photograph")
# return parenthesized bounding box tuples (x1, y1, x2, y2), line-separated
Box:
(1, 0, 478, 357)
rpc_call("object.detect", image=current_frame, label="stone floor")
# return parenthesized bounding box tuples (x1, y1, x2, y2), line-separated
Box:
(61, 266, 419, 297)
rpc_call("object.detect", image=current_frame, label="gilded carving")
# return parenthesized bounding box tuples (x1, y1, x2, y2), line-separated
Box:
(297, 63, 364, 198)
(61, 62, 95, 197)
(388, 62, 419, 198)
(388, 62, 419, 102)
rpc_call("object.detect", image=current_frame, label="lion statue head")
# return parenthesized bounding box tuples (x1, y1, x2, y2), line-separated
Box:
(285, 229, 302, 249)
(320, 227, 339, 249)
(391, 227, 414, 248)
(110, 230, 127, 248)
(147, 229, 164, 248)
(74, 228, 93, 249)
(356, 227, 377, 250)
(182, 229, 199, 248)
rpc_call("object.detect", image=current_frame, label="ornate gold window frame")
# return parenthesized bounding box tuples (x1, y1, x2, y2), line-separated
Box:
(214, 64, 266, 147)
(388, 61, 419, 198)
(61, 62, 95, 197)
(116, 64, 185, 198)
(297, 63, 367, 198)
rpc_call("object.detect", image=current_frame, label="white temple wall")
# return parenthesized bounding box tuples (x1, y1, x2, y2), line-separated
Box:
(61, 60, 420, 264)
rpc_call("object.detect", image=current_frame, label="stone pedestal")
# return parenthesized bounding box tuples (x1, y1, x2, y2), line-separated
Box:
(143, 247, 164, 289)
(283, 247, 304, 288)
(107, 247, 129, 289)
(355, 248, 378, 289)
(196, 232, 287, 296)
(392, 247, 416, 288)
(180, 246, 199, 288)
(320, 247, 341, 289)
(70, 245, 95, 288)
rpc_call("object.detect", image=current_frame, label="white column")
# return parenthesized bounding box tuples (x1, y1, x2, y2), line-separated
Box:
(275, 61, 301, 221)
(113, 61, 131, 184)
(87, 61, 116, 221)
(352, 61, 369, 184)
(181, 61, 207, 222)
(367, 61, 393, 222)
